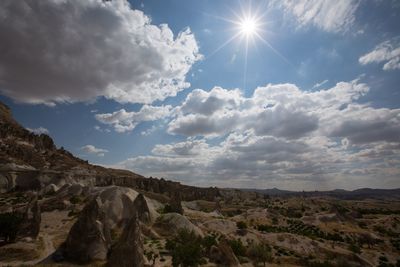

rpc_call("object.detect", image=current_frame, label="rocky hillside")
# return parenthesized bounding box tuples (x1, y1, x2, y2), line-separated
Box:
(0, 101, 220, 200)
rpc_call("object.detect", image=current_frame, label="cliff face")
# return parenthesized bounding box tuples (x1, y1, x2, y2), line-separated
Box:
(0, 101, 220, 200)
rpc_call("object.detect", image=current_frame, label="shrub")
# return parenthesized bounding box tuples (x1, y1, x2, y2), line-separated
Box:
(228, 239, 246, 257)
(348, 243, 361, 254)
(165, 229, 204, 267)
(237, 221, 247, 230)
(69, 196, 82, 204)
(202, 234, 217, 252)
(0, 212, 23, 243)
(247, 243, 272, 266)
(162, 204, 183, 214)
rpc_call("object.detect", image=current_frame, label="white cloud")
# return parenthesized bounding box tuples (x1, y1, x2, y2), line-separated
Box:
(359, 38, 400, 70)
(27, 127, 49, 135)
(152, 139, 212, 157)
(0, 0, 201, 105)
(94, 125, 111, 133)
(81, 145, 109, 157)
(275, 0, 360, 33)
(312, 79, 328, 89)
(95, 105, 172, 133)
(141, 125, 157, 136)
(116, 79, 400, 189)
(168, 80, 369, 139)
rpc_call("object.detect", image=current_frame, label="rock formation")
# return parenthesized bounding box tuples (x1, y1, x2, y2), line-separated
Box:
(62, 197, 111, 263)
(106, 213, 144, 267)
(154, 212, 203, 237)
(209, 239, 241, 267)
(61, 187, 158, 263)
(18, 196, 41, 239)
(132, 193, 151, 224)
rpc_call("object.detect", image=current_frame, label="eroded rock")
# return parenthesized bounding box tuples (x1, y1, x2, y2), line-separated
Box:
(106, 214, 144, 267)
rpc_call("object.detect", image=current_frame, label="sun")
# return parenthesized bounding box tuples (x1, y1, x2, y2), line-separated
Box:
(239, 17, 259, 37)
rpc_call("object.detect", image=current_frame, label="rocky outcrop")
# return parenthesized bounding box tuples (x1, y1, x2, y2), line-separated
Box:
(62, 187, 158, 263)
(202, 219, 237, 235)
(62, 197, 111, 263)
(95, 176, 221, 202)
(106, 214, 144, 267)
(93, 186, 158, 228)
(209, 239, 241, 267)
(154, 213, 203, 237)
(169, 192, 184, 214)
(133, 193, 151, 224)
(18, 196, 41, 239)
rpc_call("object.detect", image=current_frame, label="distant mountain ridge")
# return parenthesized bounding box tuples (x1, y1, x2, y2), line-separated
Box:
(242, 187, 400, 199)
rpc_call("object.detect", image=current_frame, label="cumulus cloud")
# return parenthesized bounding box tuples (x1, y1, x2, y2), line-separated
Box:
(0, 0, 201, 105)
(168, 80, 368, 139)
(274, 0, 360, 33)
(27, 127, 50, 135)
(81, 145, 109, 157)
(328, 105, 400, 145)
(116, 79, 400, 189)
(359, 38, 400, 70)
(152, 139, 212, 157)
(95, 105, 171, 132)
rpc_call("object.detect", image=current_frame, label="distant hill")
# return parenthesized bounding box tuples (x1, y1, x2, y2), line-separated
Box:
(242, 187, 400, 200)
(0, 101, 220, 200)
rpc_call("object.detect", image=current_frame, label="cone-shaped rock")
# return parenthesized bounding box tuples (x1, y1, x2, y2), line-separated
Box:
(62, 197, 111, 263)
(107, 213, 144, 267)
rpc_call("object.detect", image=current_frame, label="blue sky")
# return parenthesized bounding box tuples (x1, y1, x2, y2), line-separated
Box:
(1, 0, 399, 190)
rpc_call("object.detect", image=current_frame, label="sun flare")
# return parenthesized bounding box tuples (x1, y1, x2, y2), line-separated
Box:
(239, 17, 258, 36)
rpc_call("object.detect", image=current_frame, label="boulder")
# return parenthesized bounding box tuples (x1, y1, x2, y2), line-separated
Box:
(209, 239, 241, 267)
(154, 213, 203, 237)
(106, 214, 144, 267)
(93, 186, 158, 228)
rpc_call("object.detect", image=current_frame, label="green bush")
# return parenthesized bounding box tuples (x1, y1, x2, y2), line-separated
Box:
(0, 212, 23, 243)
(237, 221, 247, 230)
(69, 195, 83, 204)
(228, 239, 246, 257)
(165, 229, 204, 267)
(202, 234, 217, 252)
(247, 243, 272, 266)
(162, 203, 183, 214)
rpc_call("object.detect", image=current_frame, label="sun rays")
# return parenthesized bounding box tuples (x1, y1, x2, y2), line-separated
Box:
(203, 2, 291, 92)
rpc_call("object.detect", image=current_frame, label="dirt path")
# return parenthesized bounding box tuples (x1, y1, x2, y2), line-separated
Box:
(4, 233, 55, 266)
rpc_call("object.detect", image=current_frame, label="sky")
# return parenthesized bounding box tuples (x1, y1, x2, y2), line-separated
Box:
(0, 0, 399, 190)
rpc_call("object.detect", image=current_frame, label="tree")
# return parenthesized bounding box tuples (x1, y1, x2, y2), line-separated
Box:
(247, 243, 272, 267)
(165, 229, 203, 267)
(228, 239, 246, 257)
(0, 212, 23, 243)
